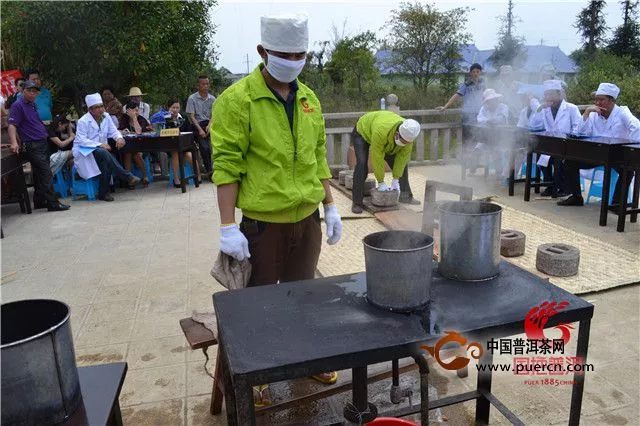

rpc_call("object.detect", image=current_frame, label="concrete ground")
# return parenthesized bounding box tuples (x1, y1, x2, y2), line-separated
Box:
(1, 164, 638, 425)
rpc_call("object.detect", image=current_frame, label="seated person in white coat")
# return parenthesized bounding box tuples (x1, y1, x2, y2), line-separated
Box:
(475, 89, 509, 176)
(74, 93, 140, 202)
(559, 83, 640, 206)
(529, 80, 582, 198)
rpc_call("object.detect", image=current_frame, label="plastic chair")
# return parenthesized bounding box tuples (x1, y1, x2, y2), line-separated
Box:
(585, 167, 632, 205)
(366, 418, 418, 426)
(71, 166, 99, 201)
(168, 162, 195, 186)
(53, 167, 71, 198)
(131, 153, 154, 183)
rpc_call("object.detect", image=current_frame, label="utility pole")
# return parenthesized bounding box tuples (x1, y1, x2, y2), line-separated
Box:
(243, 54, 250, 75)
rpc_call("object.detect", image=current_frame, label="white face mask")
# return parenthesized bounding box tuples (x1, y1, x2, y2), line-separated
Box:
(395, 135, 408, 147)
(265, 52, 305, 83)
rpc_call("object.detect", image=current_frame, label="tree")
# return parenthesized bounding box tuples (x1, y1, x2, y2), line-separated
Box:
(574, 0, 609, 55)
(384, 2, 471, 91)
(1, 1, 222, 113)
(326, 31, 379, 96)
(607, 1, 640, 62)
(490, 0, 527, 69)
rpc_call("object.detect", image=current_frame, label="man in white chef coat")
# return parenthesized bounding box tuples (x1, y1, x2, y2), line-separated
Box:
(74, 93, 140, 202)
(558, 83, 640, 206)
(529, 80, 582, 198)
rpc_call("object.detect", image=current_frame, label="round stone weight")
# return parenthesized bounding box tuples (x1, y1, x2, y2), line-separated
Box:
(536, 243, 580, 277)
(344, 173, 354, 189)
(363, 178, 376, 196)
(370, 188, 399, 207)
(330, 165, 350, 180)
(339, 170, 353, 185)
(500, 229, 526, 257)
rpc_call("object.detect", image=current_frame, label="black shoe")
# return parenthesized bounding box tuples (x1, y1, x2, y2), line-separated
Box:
(540, 187, 554, 197)
(557, 195, 584, 206)
(33, 201, 47, 210)
(173, 182, 182, 188)
(551, 191, 568, 199)
(351, 204, 364, 214)
(99, 193, 114, 202)
(127, 175, 141, 187)
(47, 202, 70, 212)
(399, 194, 421, 205)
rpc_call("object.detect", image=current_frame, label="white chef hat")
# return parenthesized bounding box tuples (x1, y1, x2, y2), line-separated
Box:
(261, 14, 308, 53)
(543, 80, 563, 92)
(85, 93, 103, 108)
(595, 82, 620, 99)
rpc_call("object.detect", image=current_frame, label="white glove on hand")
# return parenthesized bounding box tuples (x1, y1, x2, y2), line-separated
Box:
(323, 204, 342, 245)
(391, 179, 400, 191)
(219, 224, 250, 261)
(377, 182, 390, 192)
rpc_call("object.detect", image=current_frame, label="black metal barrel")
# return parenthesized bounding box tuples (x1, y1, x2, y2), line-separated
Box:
(1, 299, 82, 425)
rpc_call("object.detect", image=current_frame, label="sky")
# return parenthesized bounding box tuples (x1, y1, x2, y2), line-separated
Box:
(210, 0, 626, 74)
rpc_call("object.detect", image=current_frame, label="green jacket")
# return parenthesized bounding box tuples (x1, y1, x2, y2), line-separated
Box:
(211, 65, 331, 223)
(355, 110, 413, 183)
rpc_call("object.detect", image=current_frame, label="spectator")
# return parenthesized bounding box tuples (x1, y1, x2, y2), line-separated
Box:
(124, 87, 150, 120)
(165, 98, 200, 187)
(186, 75, 216, 178)
(101, 85, 123, 118)
(26, 69, 53, 122)
(48, 114, 74, 175)
(118, 101, 152, 187)
(437, 63, 486, 125)
(5, 77, 24, 110)
(7, 80, 69, 211)
(477, 89, 509, 125)
(516, 87, 541, 129)
(494, 65, 520, 124)
(74, 93, 140, 202)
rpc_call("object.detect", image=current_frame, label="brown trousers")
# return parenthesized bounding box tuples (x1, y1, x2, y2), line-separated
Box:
(240, 210, 322, 286)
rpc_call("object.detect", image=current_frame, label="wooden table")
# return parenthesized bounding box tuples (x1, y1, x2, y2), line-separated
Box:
(616, 144, 640, 232)
(525, 132, 629, 226)
(63, 362, 128, 426)
(116, 132, 200, 193)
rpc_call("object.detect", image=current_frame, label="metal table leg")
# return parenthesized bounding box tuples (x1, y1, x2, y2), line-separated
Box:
(600, 166, 612, 226)
(475, 348, 494, 425)
(568, 319, 591, 426)
(524, 152, 533, 202)
(617, 168, 630, 232)
(220, 347, 239, 425)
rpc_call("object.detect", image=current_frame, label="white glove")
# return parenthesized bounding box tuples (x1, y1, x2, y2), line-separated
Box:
(391, 179, 400, 191)
(377, 182, 390, 192)
(219, 224, 250, 261)
(323, 204, 342, 245)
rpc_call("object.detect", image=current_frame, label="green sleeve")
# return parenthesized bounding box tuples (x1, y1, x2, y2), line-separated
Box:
(314, 101, 332, 180)
(370, 145, 386, 183)
(392, 145, 412, 179)
(211, 94, 249, 185)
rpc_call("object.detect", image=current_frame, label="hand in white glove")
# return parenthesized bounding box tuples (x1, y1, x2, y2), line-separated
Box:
(219, 224, 250, 261)
(377, 182, 390, 192)
(391, 179, 400, 191)
(323, 204, 342, 245)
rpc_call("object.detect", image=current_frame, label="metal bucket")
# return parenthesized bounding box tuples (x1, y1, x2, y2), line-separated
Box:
(438, 201, 502, 281)
(363, 230, 434, 312)
(1, 299, 82, 425)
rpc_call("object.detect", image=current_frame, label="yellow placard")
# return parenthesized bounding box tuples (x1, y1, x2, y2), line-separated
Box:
(160, 128, 180, 137)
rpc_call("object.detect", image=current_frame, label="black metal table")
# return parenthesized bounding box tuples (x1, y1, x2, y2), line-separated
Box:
(214, 261, 593, 425)
(616, 144, 640, 232)
(116, 132, 200, 193)
(525, 132, 629, 226)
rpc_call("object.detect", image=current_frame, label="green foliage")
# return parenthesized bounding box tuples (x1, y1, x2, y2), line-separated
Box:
(607, 1, 640, 64)
(491, 0, 526, 69)
(566, 52, 640, 115)
(326, 31, 379, 96)
(1, 1, 224, 113)
(384, 2, 471, 91)
(574, 0, 609, 55)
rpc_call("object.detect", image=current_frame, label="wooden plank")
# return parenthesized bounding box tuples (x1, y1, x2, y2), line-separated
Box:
(179, 318, 217, 350)
(326, 134, 335, 165)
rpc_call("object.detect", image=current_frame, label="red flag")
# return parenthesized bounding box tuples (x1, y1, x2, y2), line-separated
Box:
(1, 69, 23, 98)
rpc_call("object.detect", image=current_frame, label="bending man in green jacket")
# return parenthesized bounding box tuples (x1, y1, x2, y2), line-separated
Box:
(351, 110, 421, 213)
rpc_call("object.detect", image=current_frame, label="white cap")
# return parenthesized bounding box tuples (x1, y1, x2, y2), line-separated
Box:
(482, 88, 503, 103)
(261, 14, 308, 53)
(85, 93, 103, 108)
(543, 80, 563, 92)
(399, 119, 420, 142)
(595, 82, 620, 99)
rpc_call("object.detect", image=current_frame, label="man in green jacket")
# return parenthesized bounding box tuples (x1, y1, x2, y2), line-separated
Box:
(351, 111, 421, 213)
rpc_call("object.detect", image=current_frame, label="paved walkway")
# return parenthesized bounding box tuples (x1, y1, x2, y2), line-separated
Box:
(1, 165, 638, 425)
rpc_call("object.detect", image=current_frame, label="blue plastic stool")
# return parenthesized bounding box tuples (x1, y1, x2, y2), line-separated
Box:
(71, 166, 99, 201)
(169, 162, 195, 186)
(131, 154, 154, 183)
(585, 167, 631, 205)
(53, 168, 72, 198)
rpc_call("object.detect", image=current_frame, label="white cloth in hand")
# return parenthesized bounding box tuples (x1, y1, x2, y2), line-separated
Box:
(391, 179, 400, 191)
(323, 204, 342, 245)
(219, 224, 250, 261)
(377, 182, 390, 192)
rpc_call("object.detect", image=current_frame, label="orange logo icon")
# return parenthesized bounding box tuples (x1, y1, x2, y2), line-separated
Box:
(421, 331, 484, 370)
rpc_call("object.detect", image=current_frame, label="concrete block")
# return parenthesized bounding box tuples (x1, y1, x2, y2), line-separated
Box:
(500, 229, 526, 257)
(536, 243, 580, 277)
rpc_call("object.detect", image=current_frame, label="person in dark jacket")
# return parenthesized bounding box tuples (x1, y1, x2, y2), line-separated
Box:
(165, 98, 200, 187)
